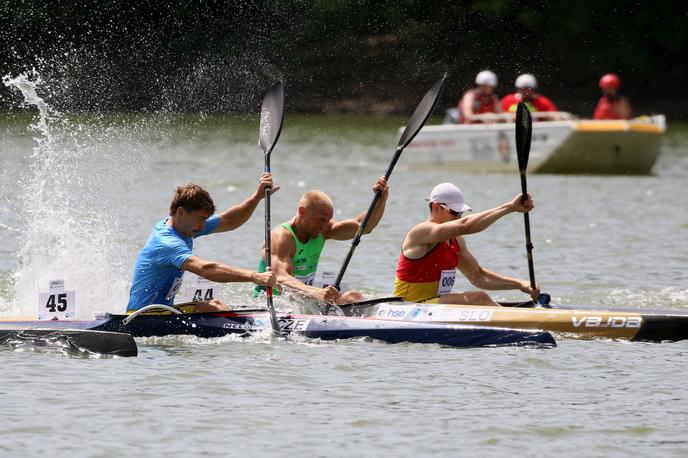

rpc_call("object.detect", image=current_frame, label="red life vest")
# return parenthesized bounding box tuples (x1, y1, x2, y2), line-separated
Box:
(458, 89, 499, 123)
(593, 96, 625, 120)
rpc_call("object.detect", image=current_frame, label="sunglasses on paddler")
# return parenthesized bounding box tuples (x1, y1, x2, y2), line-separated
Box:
(439, 203, 462, 218)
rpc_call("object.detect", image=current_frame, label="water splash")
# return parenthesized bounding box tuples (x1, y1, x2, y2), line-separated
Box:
(3, 71, 55, 144)
(2, 72, 133, 318)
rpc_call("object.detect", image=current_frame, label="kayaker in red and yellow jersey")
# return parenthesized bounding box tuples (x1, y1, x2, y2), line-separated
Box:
(256, 177, 389, 305)
(500, 74, 557, 114)
(393, 183, 539, 306)
(457, 70, 503, 123)
(593, 73, 632, 120)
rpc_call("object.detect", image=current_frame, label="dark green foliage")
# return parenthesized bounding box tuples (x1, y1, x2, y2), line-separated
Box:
(1, 0, 685, 116)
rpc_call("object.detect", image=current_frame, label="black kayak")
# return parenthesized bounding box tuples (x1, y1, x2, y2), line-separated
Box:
(0, 325, 138, 357)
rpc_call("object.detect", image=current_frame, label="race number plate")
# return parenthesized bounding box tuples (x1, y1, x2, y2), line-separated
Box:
(297, 272, 317, 286)
(319, 271, 336, 288)
(437, 269, 456, 296)
(314, 271, 347, 291)
(182, 275, 220, 303)
(165, 276, 184, 301)
(38, 279, 76, 320)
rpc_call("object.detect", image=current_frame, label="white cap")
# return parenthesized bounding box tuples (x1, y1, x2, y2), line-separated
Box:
(515, 73, 537, 89)
(426, 183, 472, 213)
(475, 70, 497, 87)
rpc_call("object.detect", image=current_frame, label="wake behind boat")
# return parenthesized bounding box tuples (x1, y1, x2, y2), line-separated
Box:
(404, 111, 665, 174)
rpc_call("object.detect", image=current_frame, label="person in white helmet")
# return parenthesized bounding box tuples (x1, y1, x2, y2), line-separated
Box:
(457, 70, 503, 123)
(500, 73, 557, 113)
(393, 183, 540, 306)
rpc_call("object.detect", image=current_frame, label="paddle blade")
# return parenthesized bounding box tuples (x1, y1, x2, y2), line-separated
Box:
(397, 75, 446, 150)
(515, 102, 533, 171)
(259, 82, 285, 156)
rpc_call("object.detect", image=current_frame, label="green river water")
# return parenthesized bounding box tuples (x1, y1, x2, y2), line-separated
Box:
(0, 108, 687, 457)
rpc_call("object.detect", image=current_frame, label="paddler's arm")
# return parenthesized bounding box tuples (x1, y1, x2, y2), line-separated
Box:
(325, 176, 389, 240)
(459, 91, 475, 121)
(456, 240, 540, 300)
(214, 173, 279, 233)
(268, 230, 340, 303)
(407, 193, 534, 246)
(182, 256, 277, 287)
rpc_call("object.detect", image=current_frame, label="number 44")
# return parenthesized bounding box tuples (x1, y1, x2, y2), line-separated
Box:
(192, 289, 214, 302)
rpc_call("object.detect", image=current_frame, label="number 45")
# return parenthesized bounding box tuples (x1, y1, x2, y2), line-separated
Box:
(45, 293, 68, 312)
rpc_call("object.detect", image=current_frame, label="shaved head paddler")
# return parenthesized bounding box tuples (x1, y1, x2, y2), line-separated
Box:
(254, 177, 389, 304)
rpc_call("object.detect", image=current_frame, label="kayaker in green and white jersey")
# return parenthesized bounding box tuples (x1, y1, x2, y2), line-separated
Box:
(254, 176, 389, 304)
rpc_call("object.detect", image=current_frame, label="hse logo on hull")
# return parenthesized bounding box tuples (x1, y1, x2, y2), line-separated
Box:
(571, 316, 642, 328)
(377, 307, 408, 319)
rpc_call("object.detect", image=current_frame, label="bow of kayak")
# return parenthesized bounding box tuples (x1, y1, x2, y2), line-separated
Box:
(0, 323, 138, 357)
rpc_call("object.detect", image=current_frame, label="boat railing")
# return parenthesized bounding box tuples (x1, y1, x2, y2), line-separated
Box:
(531, 111, 576, 121)
(631, 114, 666, 129)
(444, 108, 576, 124)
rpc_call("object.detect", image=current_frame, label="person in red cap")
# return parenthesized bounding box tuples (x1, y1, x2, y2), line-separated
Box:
(393, 183, 539, 306)
(593, 74, 632, 120)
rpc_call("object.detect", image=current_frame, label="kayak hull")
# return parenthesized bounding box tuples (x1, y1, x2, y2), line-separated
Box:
(343, 302, 688, 342)
(0, 312, 555, 348)
(0, 325, 138, 357)
(90, 311, 555, 348)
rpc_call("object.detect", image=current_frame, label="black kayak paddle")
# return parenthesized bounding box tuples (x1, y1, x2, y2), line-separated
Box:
(515, 102, 539, 302)
(333, 76, 447, 290)
(258, 82, 285, 335)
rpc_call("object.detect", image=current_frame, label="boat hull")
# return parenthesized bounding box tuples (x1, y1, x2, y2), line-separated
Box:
(0, 324, 137, 357)
(343, 302, 688, 342)
(404, 115, 665, 175)
(90, 311, 555, 348)
(536, 122, 663, 174)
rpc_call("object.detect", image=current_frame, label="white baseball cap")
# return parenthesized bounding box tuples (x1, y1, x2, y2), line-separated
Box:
(425, 183, 472, 213)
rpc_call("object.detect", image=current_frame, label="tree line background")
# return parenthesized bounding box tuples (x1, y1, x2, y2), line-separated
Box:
(1, 0, 686, 117)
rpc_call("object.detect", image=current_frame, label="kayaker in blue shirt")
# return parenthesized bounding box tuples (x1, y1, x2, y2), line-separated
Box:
(126, 174, 278, 313)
